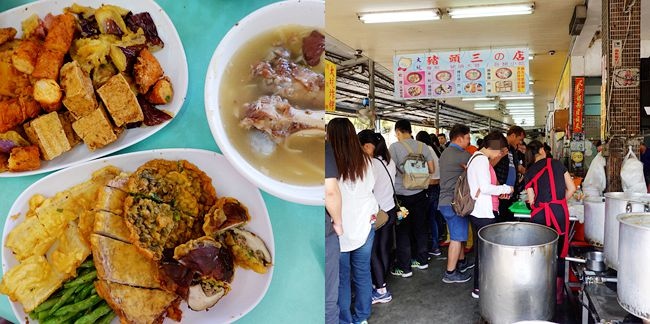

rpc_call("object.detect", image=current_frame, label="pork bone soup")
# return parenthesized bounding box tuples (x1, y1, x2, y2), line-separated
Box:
(219, 25, 325, 186)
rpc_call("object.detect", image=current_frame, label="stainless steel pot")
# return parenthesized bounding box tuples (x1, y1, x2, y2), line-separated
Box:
(583, 197, 606, 246)
(617, 213, 650, 321)
(565, 251, 606, 272)
(603, 192, 650, 270)
(478, 222, 558, 324)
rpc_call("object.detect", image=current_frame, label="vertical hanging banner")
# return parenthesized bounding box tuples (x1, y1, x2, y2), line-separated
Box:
(324, 59, 336, 112)
(393, 48, 529, 100)
(573, 77, 585, 132)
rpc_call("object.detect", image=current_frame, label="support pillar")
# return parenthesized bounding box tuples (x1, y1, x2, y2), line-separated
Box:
(602, 0, 641, 192)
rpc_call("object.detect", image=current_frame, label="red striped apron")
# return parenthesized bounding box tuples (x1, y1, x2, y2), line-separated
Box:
(525, 158, 570, 258)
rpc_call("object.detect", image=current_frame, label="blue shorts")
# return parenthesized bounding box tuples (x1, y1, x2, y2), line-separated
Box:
(439, 205, 469, 242)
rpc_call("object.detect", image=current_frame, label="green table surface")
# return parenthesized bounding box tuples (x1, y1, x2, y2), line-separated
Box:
(0, 1, 324, 323)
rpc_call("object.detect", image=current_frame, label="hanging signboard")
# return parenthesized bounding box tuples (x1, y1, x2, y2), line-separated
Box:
(573, 77, 585, 132)
(324, 59, 336, 112)
(612, 68, 640, 88)
(612, 40, 623, 68)
(393, 48, 529, 100)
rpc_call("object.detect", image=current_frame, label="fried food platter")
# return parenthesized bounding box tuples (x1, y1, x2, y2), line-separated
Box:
(0, 0, 188, 178)
(2, 149, 274, 323)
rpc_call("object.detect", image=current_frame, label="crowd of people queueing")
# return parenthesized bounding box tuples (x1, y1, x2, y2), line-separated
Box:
(325, 117, 576, 324)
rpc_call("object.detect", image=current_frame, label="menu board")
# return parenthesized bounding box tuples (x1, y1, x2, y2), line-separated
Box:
(393, 48, 530, 100)
(325, 59, 337, 112)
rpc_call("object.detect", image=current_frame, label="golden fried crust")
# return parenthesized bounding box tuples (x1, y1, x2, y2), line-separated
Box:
(7, 145, 40, 172)
(95, 280, 180, 324)
(90, 234, 161, 288)
(144, 76, 173, 104)
(32, 48, 65, 80)
(12, 38, 40, 74)
(134, 48, 163, 94)
(0, 27, 16, 46)
(43, 13, 76, 54)
(123, 196, 177, 260)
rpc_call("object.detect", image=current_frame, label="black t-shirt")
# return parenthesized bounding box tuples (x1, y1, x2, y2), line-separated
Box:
(525, 158, 568, 203)
(325, 141, 338, 236)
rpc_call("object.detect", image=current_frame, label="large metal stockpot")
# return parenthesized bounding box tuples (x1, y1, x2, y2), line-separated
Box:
(603, 192, 650, 269)
(616, 213, 650, 321)
(478, 222, 558, 324)
(583, 196, 606, 246)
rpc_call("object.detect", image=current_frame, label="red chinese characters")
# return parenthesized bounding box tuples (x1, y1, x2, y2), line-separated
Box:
(427, 55, 439, 65)
(449, 54, 461, 63)
(470, 53, 483, 63)
(572, 77, 585, 132)
(512, 50, 526, 61)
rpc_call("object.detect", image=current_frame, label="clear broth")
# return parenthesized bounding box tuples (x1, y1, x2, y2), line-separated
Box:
(219, 25, 324, 186)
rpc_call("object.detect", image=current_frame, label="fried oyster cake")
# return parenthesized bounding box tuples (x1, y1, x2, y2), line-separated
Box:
(123, 159, 218, 260)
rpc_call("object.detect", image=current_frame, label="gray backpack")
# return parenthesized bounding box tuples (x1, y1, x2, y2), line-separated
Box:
(399, 141, 430, 190)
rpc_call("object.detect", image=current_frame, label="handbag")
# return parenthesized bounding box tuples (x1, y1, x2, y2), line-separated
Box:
(374, 209, 389, 230)
(375, 158, 408, 219)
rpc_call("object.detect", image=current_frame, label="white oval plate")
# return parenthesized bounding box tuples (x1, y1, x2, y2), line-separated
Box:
(0, 0, 188, 178)
(2, 149, 274, 324)
(204, 0, 324, 206)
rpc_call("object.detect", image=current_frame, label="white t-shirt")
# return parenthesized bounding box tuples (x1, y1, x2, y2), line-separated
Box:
(338, 160, 378, 252)
(371, 157, 396, 211)
(467, 152, 512, 219)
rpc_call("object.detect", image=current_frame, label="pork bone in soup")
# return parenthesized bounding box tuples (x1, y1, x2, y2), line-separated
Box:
(219, 25, 324, 186)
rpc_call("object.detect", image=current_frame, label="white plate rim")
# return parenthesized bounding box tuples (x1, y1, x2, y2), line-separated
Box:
(0, 0, 189, 178)
(2, 148, 274, 324)
(204, 0, 325, 206)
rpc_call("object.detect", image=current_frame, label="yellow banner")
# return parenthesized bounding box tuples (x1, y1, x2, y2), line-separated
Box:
(325, 59, 336, 112)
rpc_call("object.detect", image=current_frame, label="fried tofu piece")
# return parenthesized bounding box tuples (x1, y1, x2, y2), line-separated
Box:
(8, 145, 40, 172)
(50, 221, 91, 276)
(95, 173, 130, 214)
(11, 39, 40, 74)
(94, 211, 131, 243)
(134, 48, 163, 94)
(0, 60, 30, 97)
(5, 214, 56, 261)
(0, 255, 66, 313)
(0, 99, 23, 133)
(97, 73, 143, 126)
(58, 111, 81, 147)
(0, 28, 17, 46)
(145, 76, 173, 105)
(95, 280, 179, 324)
(24, 111, 71, 160)
(72, 108, 117, 151)
(43, 13, 76, 54)
(31, 48, 66, 80)
(60, 61, 98, 118)
(91, 234, 161, 288)
(33, 79, 62, 112)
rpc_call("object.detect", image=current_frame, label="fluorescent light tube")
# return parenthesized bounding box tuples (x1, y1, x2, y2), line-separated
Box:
(501, 96, 534, 100)
(358, 9, 441, 23)
(447, 3, 534, 19)
(529, 80, 534, 85)
(462, 97, 494, 101)
(474, 107, 497, 110)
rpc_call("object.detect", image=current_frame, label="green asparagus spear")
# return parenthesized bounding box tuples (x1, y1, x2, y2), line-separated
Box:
(34, 296, 61, 313)
(78, 259, 94, 268)
(52, 295, 101, 317)
(73, 303, 112, 324)
(96, 310, 116, 324)
(41, 310, 78, 324)
(47, 285, 78, 315)
(63, 270, 97, 288)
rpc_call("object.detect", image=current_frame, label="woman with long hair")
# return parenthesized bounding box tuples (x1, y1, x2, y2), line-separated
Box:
(416, 131, 442, 256)
(524, 140, 576, 304)
(466, 131, 513, 299)
(358, 130, 396, 304)
(328, 118, 379, 324)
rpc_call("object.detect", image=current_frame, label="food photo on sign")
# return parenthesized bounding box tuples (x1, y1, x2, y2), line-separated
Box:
(0, 0, 325, 323)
